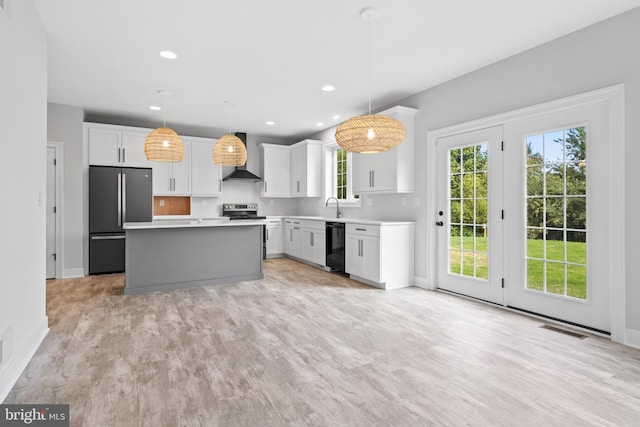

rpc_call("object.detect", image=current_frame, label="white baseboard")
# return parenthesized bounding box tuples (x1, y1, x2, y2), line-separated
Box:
(63, 268, 84, 278)
(413, 276, 432, 290)
(624, 328, 640, 349)
(0, 317, 49, 403)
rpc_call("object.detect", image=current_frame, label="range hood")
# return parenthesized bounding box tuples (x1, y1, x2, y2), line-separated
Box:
(222, 132, 262, 182)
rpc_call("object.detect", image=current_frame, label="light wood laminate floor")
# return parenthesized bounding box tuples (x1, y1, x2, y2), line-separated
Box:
(5, 258, 640, 426)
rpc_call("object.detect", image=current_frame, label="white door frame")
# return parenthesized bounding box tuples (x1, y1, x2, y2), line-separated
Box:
(47, 141, 64, 279)
(426, 85, 625, 343)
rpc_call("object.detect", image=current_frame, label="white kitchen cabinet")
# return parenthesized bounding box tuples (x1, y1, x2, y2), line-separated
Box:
(266, 218, 284, 257)
(345, 222, 415, 289)
(301, 220, 326, 266)
(345, 226, 381, 282)
(87, 123, 151, 167)
(190, 139, 222, 196)
(153, 141, 191, 195)
(283, 219, 302, 258)
(259, 144, 290, 197)
(352, 106, 417, 194)
(290, 140, 322, 197)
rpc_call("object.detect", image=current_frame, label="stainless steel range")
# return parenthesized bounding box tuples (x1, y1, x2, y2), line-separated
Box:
(222, 203, 266, 220)
(222, 203, 267, 259)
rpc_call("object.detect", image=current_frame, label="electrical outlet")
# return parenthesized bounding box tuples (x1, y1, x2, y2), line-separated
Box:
(159, 199, 165, 207)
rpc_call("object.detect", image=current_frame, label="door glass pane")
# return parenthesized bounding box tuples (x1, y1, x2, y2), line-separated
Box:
(448, 143, 489, 280)
(525, 127, 587, 300)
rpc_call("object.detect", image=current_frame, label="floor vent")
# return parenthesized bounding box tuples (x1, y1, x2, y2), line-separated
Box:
(540, 324, 588, 339)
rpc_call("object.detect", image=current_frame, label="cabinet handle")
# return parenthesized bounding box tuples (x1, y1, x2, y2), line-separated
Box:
(266, 229, 269, 240)
(310, 232, 314, 247)
(369, 171, 372, 187)
(297, 180, 300, 193)
(290, 229, 293, 241)
(371, 170, 374, 187)
(355, 228, 367, 231)
(117, 148, 121, 163)
(264, 181, 267, 193)
(361, 239, 364, 257)
(219, 180, 222, 193)
(122, 148, 126, 163)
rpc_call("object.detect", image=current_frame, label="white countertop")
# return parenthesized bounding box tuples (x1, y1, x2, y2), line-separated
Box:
(123, 218, 267, 230)
(283, 216, 415, 226)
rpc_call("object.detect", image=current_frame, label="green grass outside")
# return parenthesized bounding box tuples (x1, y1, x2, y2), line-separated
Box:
(450, 236, 587, 299)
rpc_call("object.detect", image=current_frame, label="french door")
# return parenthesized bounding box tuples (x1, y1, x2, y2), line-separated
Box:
(435, 102, 612, 333)
(503, 103, 611, 332)
(436, 126, 504, 304)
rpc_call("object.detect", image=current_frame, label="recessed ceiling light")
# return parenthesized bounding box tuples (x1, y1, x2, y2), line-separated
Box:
(332, 115, 340, 120)
(160, 50, 177, 59)
(322, 85, 335, 92)
(149, 106, 161, 111)
(156, 89, 173, 96)
(266, 121, 275, 126)
(317, 122, 324, 127)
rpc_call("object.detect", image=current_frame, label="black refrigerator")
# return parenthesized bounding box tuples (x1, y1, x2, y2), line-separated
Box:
(89, 166, 153, 274)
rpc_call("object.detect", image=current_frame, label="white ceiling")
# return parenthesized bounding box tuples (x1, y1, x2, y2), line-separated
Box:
(33, 0, 640, 140)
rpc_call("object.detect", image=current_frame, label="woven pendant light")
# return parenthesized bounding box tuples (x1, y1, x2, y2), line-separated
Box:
(335, 7, 405, 154)
(213, 101, 247, 166)
(213, 134, 247, 166)
(144, 110, 184, 162)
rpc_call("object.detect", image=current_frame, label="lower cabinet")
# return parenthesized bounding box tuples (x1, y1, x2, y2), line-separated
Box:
(284, 219, 302, 259)
(301, 225, 325, 266)
(284, 218, 325, 266)
(345, 222, 414, 289)
(266, 218, 284, 257)
(346, 231, 381, 282)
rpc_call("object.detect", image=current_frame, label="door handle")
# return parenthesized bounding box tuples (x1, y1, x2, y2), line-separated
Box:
(91, 235, 126, 240)
(436, 221, 444, 226)
(117, 173, 122, 227)
(122, 173, 127, 224)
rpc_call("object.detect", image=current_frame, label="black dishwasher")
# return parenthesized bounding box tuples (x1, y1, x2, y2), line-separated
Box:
(326, 222, 345, 272)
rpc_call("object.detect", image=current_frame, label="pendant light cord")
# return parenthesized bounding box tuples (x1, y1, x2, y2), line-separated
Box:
(368, 16, 372, 115)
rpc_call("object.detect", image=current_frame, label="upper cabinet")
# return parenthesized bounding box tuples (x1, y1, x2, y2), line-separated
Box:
(86, 123, 151, 168)
(86, 123, 223, 197)
(259, 144, 290, 197)
(352, 106, 417, 194)
(190, 139, 222, 197)
(152, 141, 191, 195)
(290, 139, 322, 197)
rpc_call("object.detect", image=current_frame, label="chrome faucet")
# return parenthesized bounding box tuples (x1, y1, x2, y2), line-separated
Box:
(325, 197, 342, 218)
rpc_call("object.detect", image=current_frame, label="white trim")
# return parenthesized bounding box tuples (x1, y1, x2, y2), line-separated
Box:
(63, 268, 85, 279)
(47, 142, 64, 280)
(0, 317, 48, 402)
(413, 276, 432, 290)
(426, 84, 626, 343)
(624, 329, 640, 349)
(321, 139, 362, 207)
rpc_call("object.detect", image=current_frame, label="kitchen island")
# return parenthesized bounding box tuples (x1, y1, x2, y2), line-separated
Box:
(122, 219, 264, 295)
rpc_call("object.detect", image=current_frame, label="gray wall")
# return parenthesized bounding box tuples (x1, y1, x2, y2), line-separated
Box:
(48, 103, 84, 276)
(300, 8, 640, 334)
(0, 0, 48, 400)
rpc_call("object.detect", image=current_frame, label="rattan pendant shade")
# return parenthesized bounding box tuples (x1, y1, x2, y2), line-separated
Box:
(213, 134, 247, 166)
(335, 114, 405, 154)
(144, 127, 184, 162)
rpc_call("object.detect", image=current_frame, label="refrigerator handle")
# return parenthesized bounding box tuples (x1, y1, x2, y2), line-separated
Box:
(122, 173, 127, 224)
(117, 173, 122, 227)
